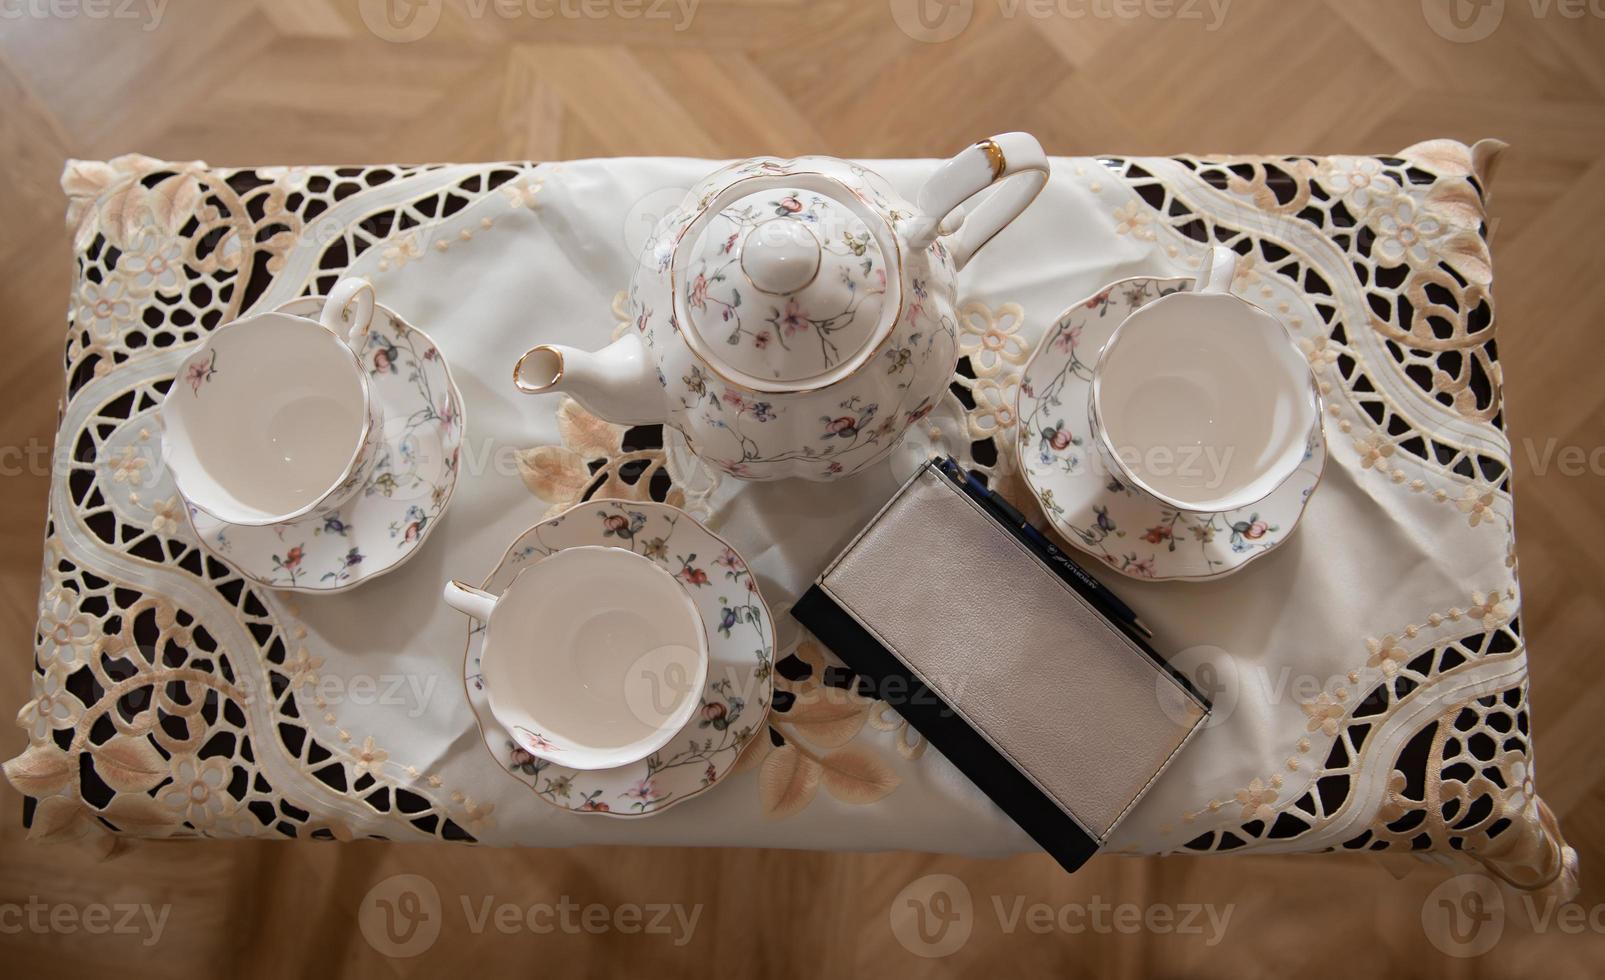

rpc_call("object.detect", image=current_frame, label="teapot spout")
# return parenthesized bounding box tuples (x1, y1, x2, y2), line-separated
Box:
(514, 333, 667, 426)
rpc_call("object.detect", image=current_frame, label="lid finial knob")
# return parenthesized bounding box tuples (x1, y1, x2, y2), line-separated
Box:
(741, 218, 822, 296)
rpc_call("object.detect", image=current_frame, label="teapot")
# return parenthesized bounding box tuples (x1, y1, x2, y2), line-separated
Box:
(516, 133, 1049, 481)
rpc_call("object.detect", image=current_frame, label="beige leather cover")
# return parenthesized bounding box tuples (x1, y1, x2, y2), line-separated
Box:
(817, 467, 1206, 841)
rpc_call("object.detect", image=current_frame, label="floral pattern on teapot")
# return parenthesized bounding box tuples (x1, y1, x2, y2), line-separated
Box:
(518, 135, 1049, 482)
(639, 157, 958, 480)
(679, 188, 889, 380)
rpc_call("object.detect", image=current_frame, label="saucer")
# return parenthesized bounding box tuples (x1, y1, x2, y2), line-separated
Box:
(1018, 277, 1325, 582)
(185, 297, 465, 594)
(463, 500, 774, 817)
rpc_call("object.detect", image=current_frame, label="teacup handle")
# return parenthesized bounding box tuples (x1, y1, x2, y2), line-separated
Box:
(915, 133, 1050, 272)
(443, 580, 498, 622)
(320, 277, 377, 349)
(1198, 245, 1239, 295)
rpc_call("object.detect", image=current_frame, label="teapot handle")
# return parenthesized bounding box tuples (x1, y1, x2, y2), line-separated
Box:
(917, 133, 1050, 271)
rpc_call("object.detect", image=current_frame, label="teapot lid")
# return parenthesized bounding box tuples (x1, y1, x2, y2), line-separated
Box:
(672, 175, 899, 391)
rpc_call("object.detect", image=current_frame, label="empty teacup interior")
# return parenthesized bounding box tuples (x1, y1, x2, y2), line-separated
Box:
(165, 314, 368, 524)
(483, 547, 708, 767)
(1095, 292, 1316, 512)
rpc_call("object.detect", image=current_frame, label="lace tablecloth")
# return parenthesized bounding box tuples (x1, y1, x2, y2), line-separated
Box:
(6, 145, 1575, 901)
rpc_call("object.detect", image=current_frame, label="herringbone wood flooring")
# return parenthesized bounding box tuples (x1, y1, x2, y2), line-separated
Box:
(1, 1, 1602, 976)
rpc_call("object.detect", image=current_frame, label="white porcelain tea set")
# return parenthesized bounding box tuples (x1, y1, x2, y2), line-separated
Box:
(157, 132, 1325, 813)
(164, 281, 465, 593)
(1018, 247, 1325, 582)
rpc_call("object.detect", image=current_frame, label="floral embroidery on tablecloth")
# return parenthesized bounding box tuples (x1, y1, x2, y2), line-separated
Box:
(748, 636, 903, 818)
(1086, 141, 1569, 899)
(4, 149, 1571, 904)
(5, 157, 531, 847)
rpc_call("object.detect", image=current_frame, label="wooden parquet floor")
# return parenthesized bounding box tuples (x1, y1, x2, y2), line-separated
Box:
(1, 1, 1603, 976)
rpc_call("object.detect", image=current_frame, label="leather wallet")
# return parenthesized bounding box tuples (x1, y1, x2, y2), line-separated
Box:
(793, 460, 1209, 873)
